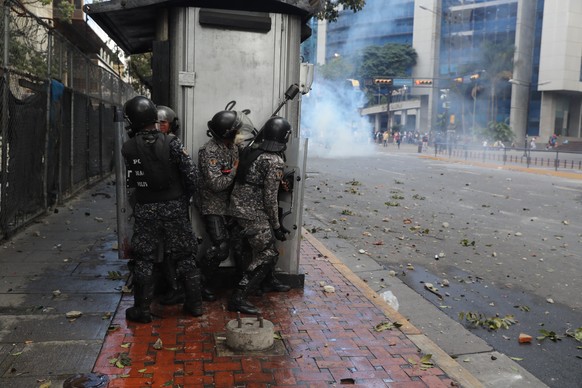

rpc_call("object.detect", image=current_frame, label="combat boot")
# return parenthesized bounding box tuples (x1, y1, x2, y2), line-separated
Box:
(261, 269, 291, 293)
(183, 269, 204, 317)
(159, 285, 185, 305)
(126, 283, 154, 323)
(160, 259, 185, 305)
(228, 265, 270, 314)
(228, 288, 259, 315)
(201, 271, 218, 302)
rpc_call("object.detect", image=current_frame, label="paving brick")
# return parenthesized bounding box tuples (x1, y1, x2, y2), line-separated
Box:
(88, 239, 457, 387)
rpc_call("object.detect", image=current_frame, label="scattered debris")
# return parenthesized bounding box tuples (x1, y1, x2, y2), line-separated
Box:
(109, 353, 131, 368)
(458, 312, 516, 330)
(65, 311, 83, 319)
(518, 333, 532, 344)
(374, 321, 402, 332)
(153, 338, 163, 350)
(537, 329, 562, 342)
(423, 283, 442, 299)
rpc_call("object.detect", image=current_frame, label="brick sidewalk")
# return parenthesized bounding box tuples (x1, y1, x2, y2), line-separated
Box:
(93, 238, 457, 388)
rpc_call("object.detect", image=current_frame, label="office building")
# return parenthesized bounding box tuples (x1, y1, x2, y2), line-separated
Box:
(307, 0, 582, 144)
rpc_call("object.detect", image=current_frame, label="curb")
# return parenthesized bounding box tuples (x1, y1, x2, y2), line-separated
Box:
(302, 228, 485, 388)
(419, 155, 582, 180)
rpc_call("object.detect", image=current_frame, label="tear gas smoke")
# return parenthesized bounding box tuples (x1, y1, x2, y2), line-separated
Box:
(300, 79, 374, 158)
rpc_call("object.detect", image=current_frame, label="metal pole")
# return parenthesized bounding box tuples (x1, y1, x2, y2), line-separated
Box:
(114, 106, 129, 260)
(1, 2, 10, 233)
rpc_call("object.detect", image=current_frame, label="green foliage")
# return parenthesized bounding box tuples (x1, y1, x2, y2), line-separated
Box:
(475, 119, 515, 143)
(126, 53, 153, 95)
(53, 0, 75, 22)
(317, 56, 355, 81)
(537, 329, 562, 342)
(565, 327, 582, 342)
(317, 0, 366, 22)
(458, 312, 517, 330)
(357, 43, 417, 81)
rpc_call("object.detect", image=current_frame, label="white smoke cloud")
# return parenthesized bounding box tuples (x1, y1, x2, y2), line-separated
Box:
(300, 79, 375, 158)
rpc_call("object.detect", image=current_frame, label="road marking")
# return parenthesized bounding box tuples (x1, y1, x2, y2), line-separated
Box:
(554, 185, 582, 192)
(463, 187, 515, 198)
(378, 168, 405, 175)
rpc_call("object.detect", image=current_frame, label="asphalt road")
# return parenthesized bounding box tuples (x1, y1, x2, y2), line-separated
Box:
(301, 142, 582, 387)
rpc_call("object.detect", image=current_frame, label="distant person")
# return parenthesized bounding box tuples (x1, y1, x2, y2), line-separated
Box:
(394, 131, 401, 149)
(530, 137, 536, 150)
(382, 131, 389, 147)
(422, 133, 429, 152)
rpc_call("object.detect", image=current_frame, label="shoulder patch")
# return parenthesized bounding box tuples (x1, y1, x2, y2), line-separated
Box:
(209, 158, 218, 166)
(276, 170, 283, 180)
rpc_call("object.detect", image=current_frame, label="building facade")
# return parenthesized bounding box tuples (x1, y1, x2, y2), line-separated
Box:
(306, 0, 582, 144)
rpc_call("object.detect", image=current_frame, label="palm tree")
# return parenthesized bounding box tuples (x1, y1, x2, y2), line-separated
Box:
(480, 39, 514, 122)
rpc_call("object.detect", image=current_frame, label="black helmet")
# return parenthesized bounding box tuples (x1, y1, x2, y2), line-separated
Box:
(259, 116, 292, 152)
(157, 105, 180, 134)
(207, 110, 241, 140)
(124, 96, 157, 131)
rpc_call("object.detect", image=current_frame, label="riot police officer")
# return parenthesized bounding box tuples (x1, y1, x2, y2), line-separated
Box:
(197, 110, 246, 301)
(154, 105, 187, 305)
(157, 105, 180, 136)
(227, 116, 292, 314)
(121, 96, 202, 323)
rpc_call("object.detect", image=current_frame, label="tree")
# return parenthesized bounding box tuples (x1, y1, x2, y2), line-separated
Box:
(126, 53, 152, 95)
(316, 55, 355, 81)
(357, 43, 417, 105)
(480, 39, 514, 123)
(315, 43, 417, 105)
(357, 43, 417, 81)
(317, 0, 366, 22)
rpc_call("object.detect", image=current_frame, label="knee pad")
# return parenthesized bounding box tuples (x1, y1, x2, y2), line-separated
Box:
(206, 240, 230, 264)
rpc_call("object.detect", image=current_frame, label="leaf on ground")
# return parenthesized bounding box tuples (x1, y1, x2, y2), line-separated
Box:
(374, 321, 398, 332)
(153, 338, 163, 350)
(566, 327, 582, 342)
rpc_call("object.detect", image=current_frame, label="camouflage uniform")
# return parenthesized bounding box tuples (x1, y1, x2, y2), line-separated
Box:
(229, 152, 284, 271)
(122, 130, 203, 321)
(198, 137, 239, 214)
(226, 150, 286, 314)
(198, 138, 247, 298)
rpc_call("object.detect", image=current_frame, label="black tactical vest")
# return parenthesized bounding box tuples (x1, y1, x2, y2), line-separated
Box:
(122, 132, 184, 203)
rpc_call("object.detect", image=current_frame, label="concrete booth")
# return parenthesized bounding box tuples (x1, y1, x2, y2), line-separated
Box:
(85, 0, 321, 287)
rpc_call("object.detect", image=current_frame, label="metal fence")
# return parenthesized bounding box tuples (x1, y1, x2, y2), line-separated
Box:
(0, 1, 135, 239)
(433, 143, 582, 172)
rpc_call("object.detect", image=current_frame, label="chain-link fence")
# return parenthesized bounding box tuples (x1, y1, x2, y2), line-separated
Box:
(0, 1, 135, 239)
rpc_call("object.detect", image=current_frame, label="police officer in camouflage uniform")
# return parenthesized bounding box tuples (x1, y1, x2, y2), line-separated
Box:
(121, 96, 202, 323)
(227, 116, 292, 314)
(154, 105, 187, 305)
(197, 110, 247, 301)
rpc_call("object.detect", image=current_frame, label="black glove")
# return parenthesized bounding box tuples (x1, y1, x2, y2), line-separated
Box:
(273, 227, 287, 241)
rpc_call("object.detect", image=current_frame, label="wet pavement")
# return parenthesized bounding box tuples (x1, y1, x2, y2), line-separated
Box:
(0, 175, 550, 387)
